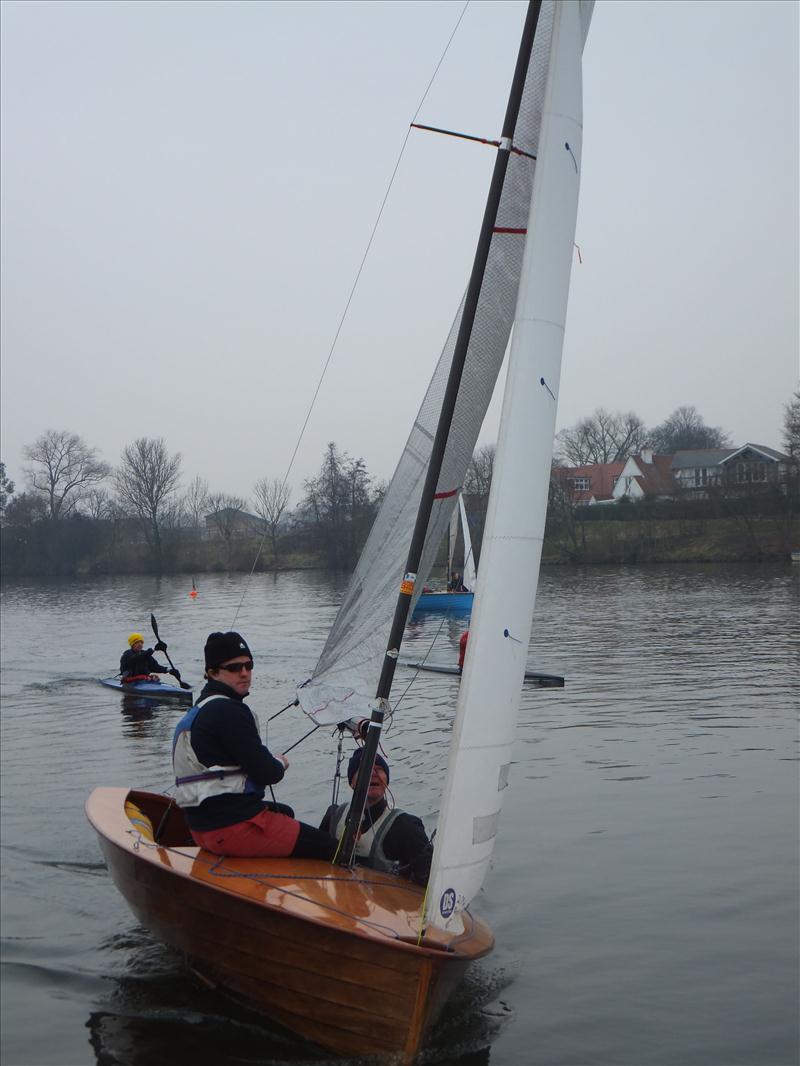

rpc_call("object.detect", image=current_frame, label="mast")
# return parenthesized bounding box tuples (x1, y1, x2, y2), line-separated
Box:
(337, 0, 543, 868)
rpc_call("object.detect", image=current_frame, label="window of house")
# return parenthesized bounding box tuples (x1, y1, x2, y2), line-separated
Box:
(736, 461, 767, 483)
(569, 477, 590, 491)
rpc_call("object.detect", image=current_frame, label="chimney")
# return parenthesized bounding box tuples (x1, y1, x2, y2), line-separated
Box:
(640, 448, 653, 464)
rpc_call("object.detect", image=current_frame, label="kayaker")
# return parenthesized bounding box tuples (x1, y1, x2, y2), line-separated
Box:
(120, 632, 174, 683)
(320, 748, 433, 885)
(172, 631, 338, 860)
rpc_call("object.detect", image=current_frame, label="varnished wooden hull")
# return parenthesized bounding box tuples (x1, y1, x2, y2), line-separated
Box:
(86, 788, 493, 1060)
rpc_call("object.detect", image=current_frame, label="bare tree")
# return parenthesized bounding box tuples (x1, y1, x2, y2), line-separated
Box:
(782, 389, 800, 458)
(84, 488, 113, 521)
(115, 437, 182, 568)
(648, 406, 731, 453)
(206, 492, 250, 542)
(23, 429, 110, 521)
(555, 409, 649, 466)
(183, 475, 209, 535)
(253, 477, 292, 559)
(464, 444, 495, 562)
(465, 444, 495, 499)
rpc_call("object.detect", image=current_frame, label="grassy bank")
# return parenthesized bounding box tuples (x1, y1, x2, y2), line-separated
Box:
(541, 513, 798, 565)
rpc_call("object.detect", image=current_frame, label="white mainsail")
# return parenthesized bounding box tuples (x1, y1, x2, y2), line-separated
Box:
(298, 4, 561, 727)
(460, 494, 477, 591)
(448, 493, 476, 591)
(426, 0, 592, 933)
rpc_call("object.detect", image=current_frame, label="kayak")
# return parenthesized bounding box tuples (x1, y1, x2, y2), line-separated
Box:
(99, 677, 193, 701)
(404, 661, 565, 687)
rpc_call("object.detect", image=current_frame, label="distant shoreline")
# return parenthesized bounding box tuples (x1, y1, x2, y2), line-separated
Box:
(1, 510, 797, 578)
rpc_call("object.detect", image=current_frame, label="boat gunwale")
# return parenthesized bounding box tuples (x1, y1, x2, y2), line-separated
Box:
(86, 786, 493, 963)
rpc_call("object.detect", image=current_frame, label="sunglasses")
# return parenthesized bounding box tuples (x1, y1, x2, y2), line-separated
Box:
(217, 660, 254, 674)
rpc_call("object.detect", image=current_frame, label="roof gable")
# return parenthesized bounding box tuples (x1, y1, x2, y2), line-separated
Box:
(720, 443, 792, 464)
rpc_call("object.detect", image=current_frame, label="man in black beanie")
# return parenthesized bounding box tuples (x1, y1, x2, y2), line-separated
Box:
(171, 631, 337, 860)
(319, 747, 432, 885)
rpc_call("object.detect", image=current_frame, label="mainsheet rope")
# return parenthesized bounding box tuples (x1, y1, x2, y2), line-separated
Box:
(230, 0, 471, 630)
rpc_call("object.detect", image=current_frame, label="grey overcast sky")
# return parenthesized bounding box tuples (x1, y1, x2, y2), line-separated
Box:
(1, 0, 798, 501)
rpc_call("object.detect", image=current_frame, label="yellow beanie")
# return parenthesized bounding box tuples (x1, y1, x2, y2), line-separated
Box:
(128, 632, 145, 647)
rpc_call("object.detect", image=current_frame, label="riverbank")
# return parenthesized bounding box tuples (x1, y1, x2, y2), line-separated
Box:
(541, 513, 799, 565)
(1, 512, 797, 577)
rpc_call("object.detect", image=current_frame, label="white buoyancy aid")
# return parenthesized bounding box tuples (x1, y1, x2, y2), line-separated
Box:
(172, 695, 260, 808)
(330, 802, 403, 875)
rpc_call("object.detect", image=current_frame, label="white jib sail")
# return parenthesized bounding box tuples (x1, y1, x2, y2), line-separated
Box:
(449, 503, 459, 583)
(460, 494, 477, 592)
(426, 0, 591, 934)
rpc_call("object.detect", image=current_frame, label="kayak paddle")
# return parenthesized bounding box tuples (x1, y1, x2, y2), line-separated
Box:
(150, 613, 192, 690)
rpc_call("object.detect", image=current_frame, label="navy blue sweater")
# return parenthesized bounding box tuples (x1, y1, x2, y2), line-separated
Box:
(181, 678, 286, 831)
(120, 647, 168, 677)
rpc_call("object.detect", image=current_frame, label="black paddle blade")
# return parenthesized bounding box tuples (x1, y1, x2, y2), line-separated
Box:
(150, 613, 160, 640)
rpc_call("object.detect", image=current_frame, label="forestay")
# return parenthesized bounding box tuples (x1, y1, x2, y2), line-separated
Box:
(426, 0, 593, 933)
(298, 2, 561, 727)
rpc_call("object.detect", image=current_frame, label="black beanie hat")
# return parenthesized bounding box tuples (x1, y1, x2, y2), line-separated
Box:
(204, 631, 252, 670)
(347, 747, 390, 784)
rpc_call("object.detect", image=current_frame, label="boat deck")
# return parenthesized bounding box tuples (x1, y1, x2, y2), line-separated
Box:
(86, 787, 490, 956)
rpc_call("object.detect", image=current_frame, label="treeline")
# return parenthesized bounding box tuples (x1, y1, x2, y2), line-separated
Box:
(2, 393, 798, 577)
(0, 433, 385, 577)
(554, 397, 800, 466)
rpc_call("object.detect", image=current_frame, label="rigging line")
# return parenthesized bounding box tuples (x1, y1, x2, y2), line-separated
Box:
(278, 0, 471, 490)
(282, 723, 321, 754)
(230, 0, 470, 632)
(393, 611, 449, 711)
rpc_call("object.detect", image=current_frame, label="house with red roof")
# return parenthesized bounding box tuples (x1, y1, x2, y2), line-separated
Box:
(611, 450, 676, 501)
(551, 461, 625, 504)
(553, 443, 797, 506)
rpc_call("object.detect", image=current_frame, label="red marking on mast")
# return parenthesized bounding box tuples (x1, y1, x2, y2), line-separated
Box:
(433, 489, 458, 500)
(493, 227, 527, 234)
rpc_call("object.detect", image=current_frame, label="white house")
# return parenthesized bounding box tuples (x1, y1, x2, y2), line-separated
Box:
(611, 450, 676, 501)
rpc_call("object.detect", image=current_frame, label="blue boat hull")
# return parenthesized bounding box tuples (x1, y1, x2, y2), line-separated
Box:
(99, 678, 193, 701)
(413, 591, 474, 613)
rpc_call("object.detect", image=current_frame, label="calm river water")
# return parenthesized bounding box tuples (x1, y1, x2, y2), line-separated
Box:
(1, 565, 798, 1066)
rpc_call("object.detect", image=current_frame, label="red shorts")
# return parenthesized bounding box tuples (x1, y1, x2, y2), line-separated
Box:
(190, 807, 300, 858)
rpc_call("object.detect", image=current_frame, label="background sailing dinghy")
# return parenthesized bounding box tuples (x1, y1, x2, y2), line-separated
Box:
(87, 1, 593, 1059)
(414, 494, 476, 613)
(98, 677, 194, 701)
(413, 590, 473, 613)
(403, 660, 565, 687)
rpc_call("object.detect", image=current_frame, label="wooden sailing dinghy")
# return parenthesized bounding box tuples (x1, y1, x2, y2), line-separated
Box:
(86, 788, 492, 1057)
(87, 1, 593, 1058)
